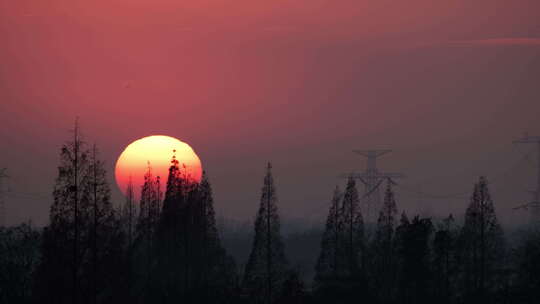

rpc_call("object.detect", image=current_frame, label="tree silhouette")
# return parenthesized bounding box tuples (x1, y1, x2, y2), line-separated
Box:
(34, 122, 90, 304)
(0, 222, 40, 303)
(153, 154, 190, 301)
(34, 124, 124, 304)
(152, 155, 236, 303)
(191, 172, 237, 302)
(120, 175, 136, 299)
(315, 179, 367, 303)
(371, 180, 399, 303)
(396, 215, 433, 304)
(340, 177, 364, 277)
(315, 186, 343, 284)
(86, 144, 122, 304)
(121, 176, 136, 249)
(244, 163, 288, 304)
(458, 176, 505, 302)
(432, 214, 458, 304)
(133, 163, 162, 300)
(513, 228, 540, 303)
(278, 270, 306, 304)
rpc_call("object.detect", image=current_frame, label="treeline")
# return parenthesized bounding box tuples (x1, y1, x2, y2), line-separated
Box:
(1, 127, 540, 304)
(313, 177, 510, 304)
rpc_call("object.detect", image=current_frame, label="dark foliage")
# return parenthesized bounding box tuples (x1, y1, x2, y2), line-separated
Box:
(33, 126, 125, 304)
(395, 215, 433, 304)
(0, 223, 41, 303)
(3, 125, 539, 304)
(432, 214, 459, 304)
(457, 176, 506, 303)
(244, 163, 289, 304)
(314, 178, 368, 303)
(150, 155, 237, 303)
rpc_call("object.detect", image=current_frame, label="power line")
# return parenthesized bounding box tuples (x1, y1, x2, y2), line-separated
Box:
(512, 133, 540, 224)
(399, 146, 534, 201)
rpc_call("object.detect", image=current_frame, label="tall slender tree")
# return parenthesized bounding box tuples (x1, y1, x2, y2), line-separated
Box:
(244, 163, 288, 304)
(86, 144, 120, 304)
(315, 181, 367, 303)
(34, 122, 124, 304)
(194, 172, 237, 301)
(153, 153, 189, 301)
(153, 154, 236, 303)
(341, 177, 364, 276)
(134, 163, 162, 299)
(119, 176, 136, 301)
(136, 163, 161, 243)
(315, 186, 343, 284)
(458, 176, 505, 302)
(34, 121, 90, 304)
(372, 180, 399, 303)
(121, 176, 136, 249)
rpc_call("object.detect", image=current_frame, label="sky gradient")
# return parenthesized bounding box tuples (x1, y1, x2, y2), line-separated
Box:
(1, 0, 539, 227)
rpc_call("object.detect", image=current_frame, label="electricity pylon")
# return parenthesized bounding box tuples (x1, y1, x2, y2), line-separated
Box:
(346, 150, 405, 223)
(0, 168, 8, 227)
(513, 134, 540, 224)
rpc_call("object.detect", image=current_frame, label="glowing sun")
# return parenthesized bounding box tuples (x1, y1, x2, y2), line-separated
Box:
(115, 135, 203, 198)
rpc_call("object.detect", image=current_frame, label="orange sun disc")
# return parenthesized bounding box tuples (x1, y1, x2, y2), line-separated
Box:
(114, 135, 203, 199)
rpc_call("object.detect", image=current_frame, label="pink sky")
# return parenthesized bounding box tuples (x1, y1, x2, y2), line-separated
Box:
(1, 0, 539, 227)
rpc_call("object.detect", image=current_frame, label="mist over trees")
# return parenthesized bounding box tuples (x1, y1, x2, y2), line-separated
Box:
(1, 124, 540, 304)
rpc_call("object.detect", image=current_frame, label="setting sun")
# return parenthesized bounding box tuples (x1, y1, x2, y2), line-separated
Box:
(114, 135, 203, 198)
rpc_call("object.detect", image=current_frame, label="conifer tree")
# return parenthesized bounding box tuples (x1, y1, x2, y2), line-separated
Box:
(341, 177, 364, 276)
(120, 175, 136, 300)
(133, 163, 162, 299)
(86, 144, 123, 304)
(244, 163, 288, 304)
(121, 176, 136, 248)
(458, 176, 505, 301)
(34, 122, 91, 304)
(136, 163, 161, 243)
(315, 186, 343, 284)
(153, 154, 189, 301)
(35, 122, 124, 304)
(153, 154, 236, 303)
(193, 172, 237, 301)
(372, 180, 399, 303)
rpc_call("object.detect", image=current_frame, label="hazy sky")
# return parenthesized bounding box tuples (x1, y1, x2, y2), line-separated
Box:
(1, 0, 539, 227)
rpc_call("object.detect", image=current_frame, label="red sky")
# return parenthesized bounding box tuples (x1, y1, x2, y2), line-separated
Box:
(1, 0, 539, 227)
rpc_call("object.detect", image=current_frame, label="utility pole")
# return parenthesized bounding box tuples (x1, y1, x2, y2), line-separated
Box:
(0, 168, 8, 227)
(345, 150, 404, 224)
(513, 134, 540, 224)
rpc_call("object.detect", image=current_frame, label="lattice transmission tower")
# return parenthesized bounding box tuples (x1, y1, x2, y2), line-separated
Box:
(513, 134, 540, 224)
(346, 150, 404, 223)
(0, 168, 8, 227)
